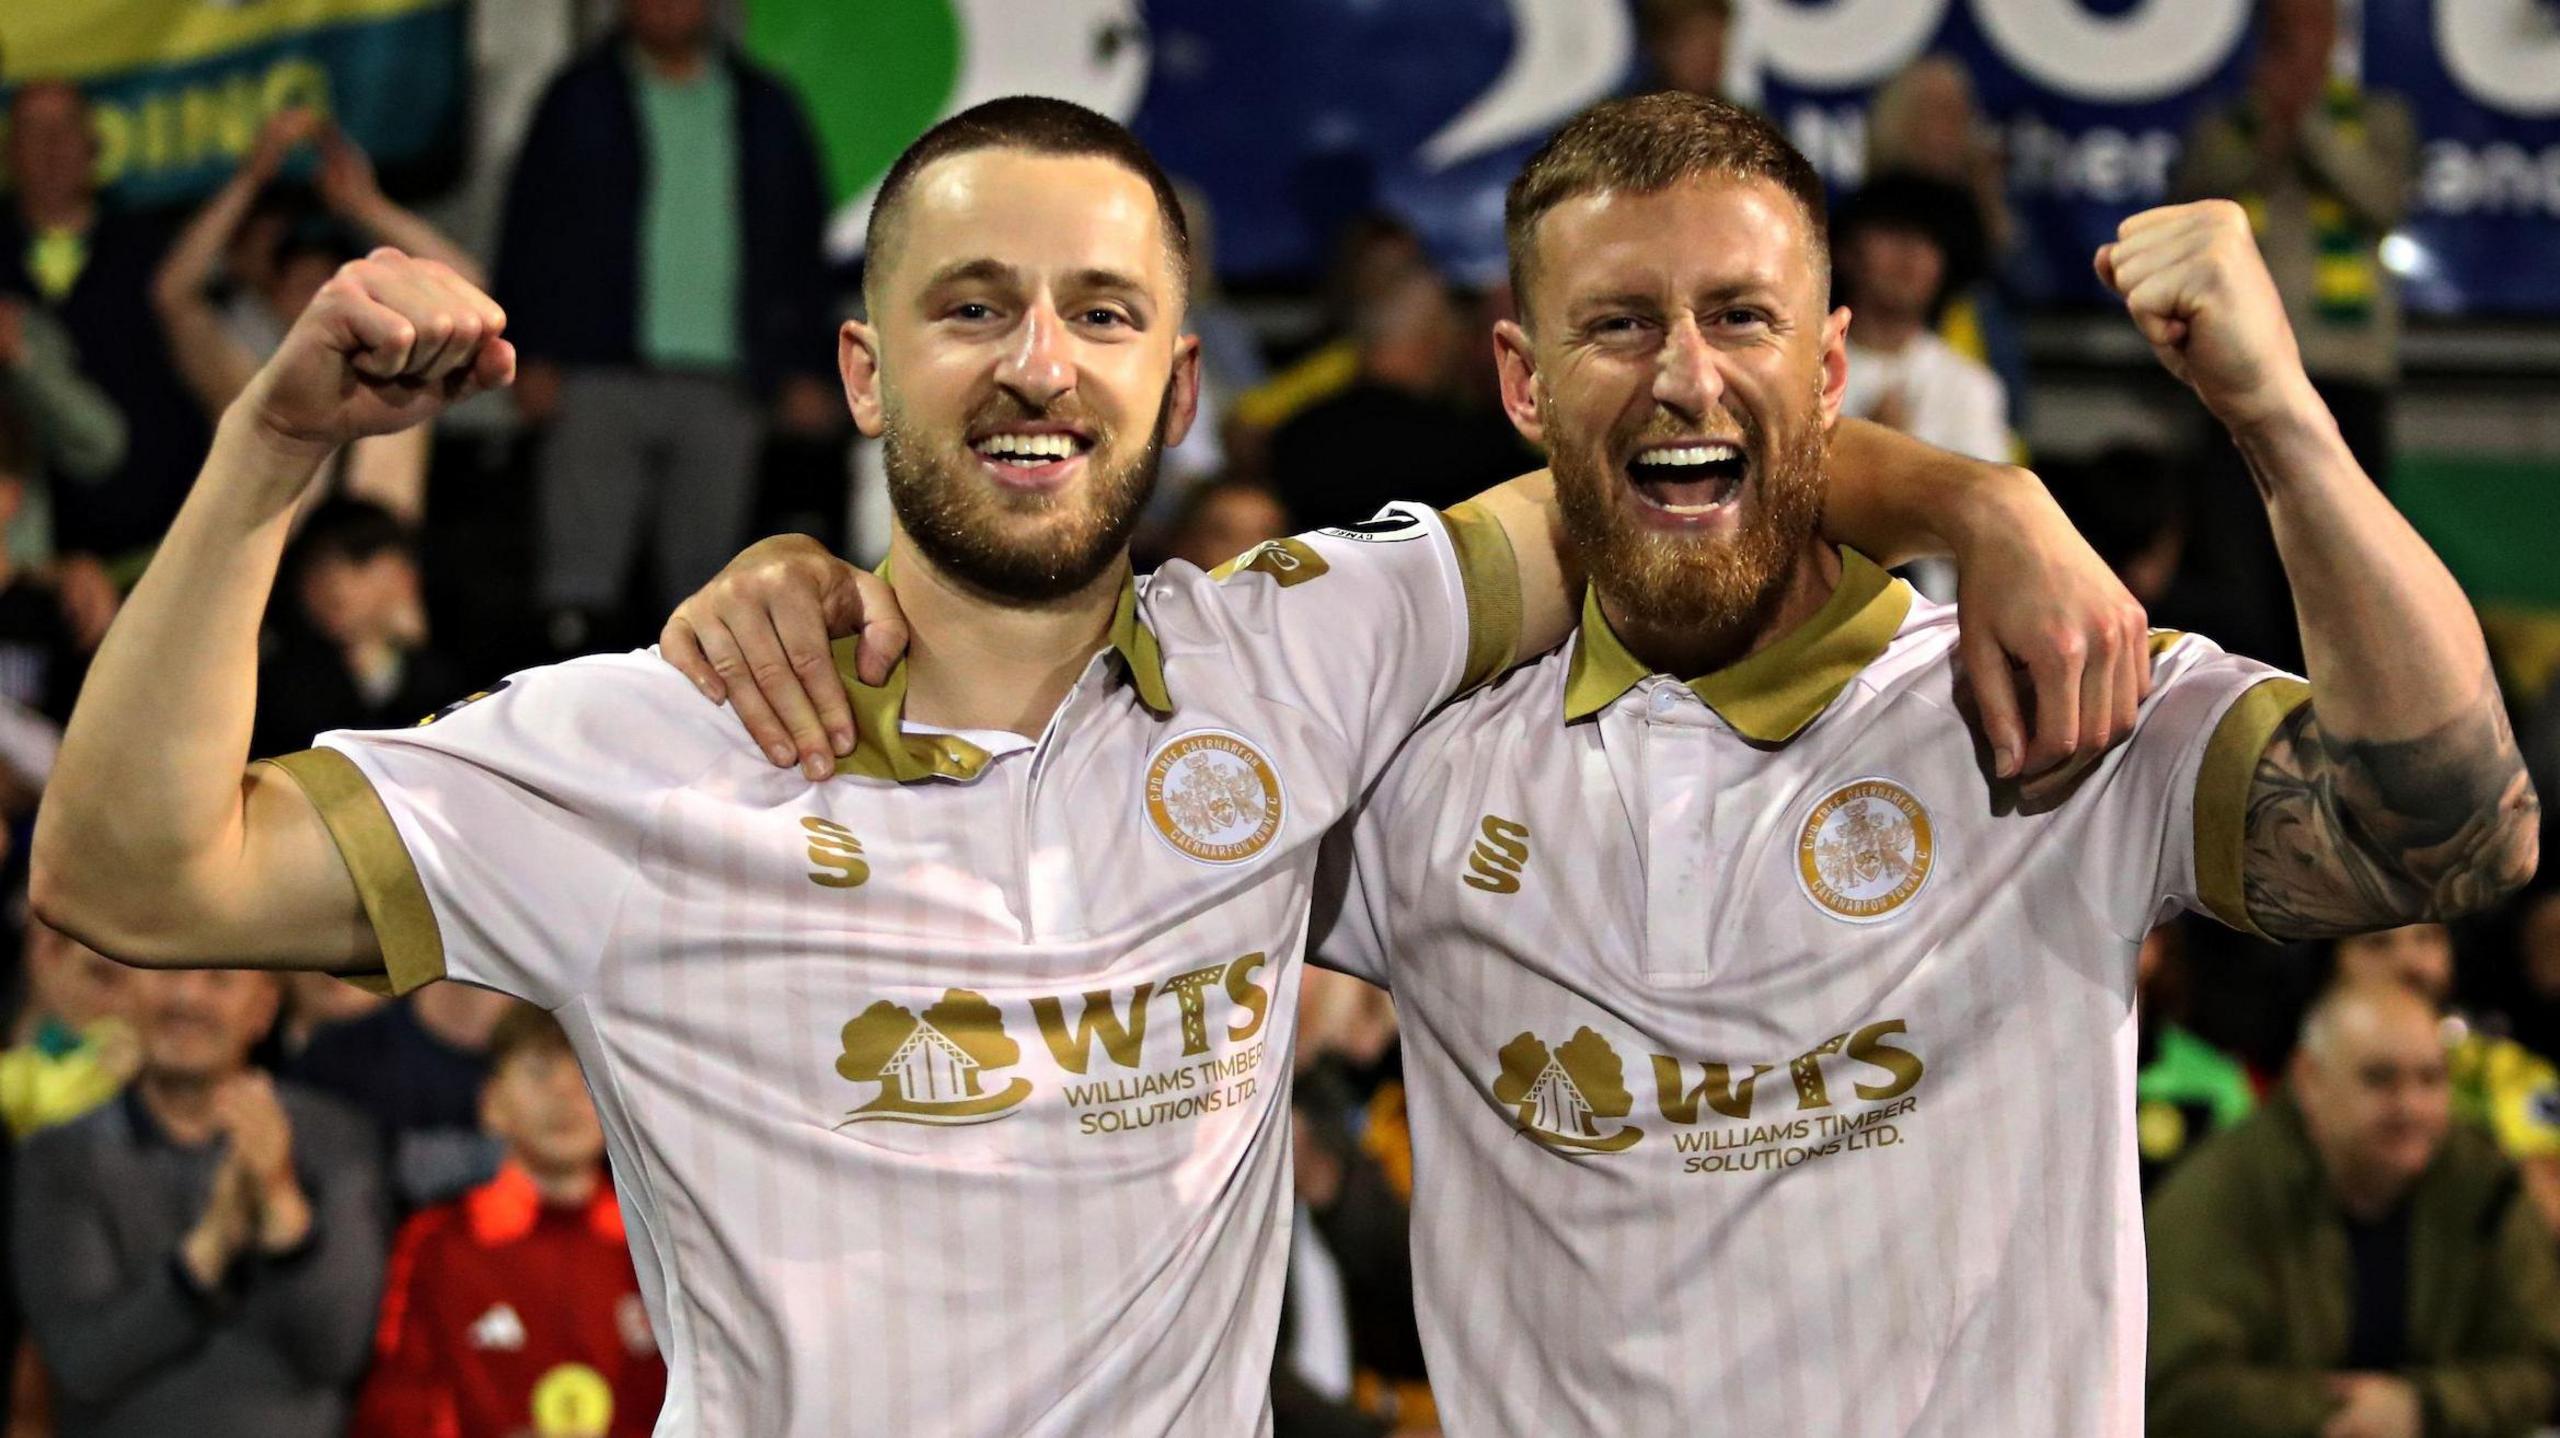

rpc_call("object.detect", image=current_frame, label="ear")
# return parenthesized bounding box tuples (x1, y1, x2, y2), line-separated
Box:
(1493, 318, 1545, 448)
(1161, 333, 1203, 451)
(840, 319, 885, 439)
(1818, 305, 1852, 429)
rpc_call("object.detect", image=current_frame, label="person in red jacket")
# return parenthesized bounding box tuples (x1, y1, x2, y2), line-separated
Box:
(354, 1004, 664, 1438)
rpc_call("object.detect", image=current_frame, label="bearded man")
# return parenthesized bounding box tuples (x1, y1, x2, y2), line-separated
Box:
(36, 96, 2143, 1435)
(678, 95, 2535, 1436)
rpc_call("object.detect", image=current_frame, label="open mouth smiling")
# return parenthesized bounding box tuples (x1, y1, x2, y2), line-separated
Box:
(1624, 438, 1747, 517)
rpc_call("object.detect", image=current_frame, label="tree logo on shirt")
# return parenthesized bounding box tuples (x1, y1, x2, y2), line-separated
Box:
(1491, 1027, 1643, 1153)
(1144, 730, 1285, 865)
(1796, 778, 1934, 923)
(835, 989, 1032, 1125)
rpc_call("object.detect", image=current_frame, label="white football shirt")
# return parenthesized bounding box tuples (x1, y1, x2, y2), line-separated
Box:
(1317, 548, 2307, 1437)
(266, 502, 1518, 1437)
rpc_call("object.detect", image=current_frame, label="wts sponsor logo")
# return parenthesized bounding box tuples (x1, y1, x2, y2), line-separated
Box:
(1487, 1019, 1927, 1156)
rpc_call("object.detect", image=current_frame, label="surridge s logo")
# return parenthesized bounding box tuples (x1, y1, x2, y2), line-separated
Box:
(1463, 815, 1531, 894)
(803, 816, 869, 888)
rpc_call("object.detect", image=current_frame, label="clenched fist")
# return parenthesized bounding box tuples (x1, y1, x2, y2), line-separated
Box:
(238, 247, 513, 463)
(2094, 200, 2313, 433)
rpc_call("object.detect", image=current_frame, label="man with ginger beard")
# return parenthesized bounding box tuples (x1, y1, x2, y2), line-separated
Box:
(1288, 97, 2532, 1435)
(33, 95, 2142, 1436)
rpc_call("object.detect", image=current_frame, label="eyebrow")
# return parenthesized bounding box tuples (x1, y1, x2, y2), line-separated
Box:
(920, 257, 1018, 291)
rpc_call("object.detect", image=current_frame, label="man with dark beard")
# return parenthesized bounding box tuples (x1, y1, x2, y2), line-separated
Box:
(37, 99, 2142, 1436)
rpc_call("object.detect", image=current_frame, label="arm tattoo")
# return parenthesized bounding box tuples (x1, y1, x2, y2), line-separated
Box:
(2242, 673, 2540, 939)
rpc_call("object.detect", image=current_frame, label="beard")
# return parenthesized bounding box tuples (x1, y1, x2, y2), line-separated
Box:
(1549, 383, 1829, 645)
(880, 381, 1170, 603)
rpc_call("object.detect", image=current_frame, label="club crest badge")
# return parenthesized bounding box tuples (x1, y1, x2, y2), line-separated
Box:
(1144, 730, 1284, 865)
(1797, 778, 1934, 923)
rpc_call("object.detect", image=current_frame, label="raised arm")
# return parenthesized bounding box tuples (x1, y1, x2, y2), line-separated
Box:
(31, 251, 512, 970)
(152, 111, 317, 419)
(317, 125, 488, 289)
(2097, 201, 2537, 940)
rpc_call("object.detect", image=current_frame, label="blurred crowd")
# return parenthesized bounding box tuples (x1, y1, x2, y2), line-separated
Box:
(0, 0, 2552, 1434)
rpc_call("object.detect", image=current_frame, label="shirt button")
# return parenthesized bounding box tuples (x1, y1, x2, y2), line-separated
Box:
(1650, 688, 1681, 714)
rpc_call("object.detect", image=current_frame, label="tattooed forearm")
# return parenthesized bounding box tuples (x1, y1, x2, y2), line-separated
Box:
(2241, 675, 2540, 939)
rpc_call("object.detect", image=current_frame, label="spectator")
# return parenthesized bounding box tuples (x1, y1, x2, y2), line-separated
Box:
(1157, 479, 1290, 573)
(0, 920, 138, 1139)
(1275, 1063, 1432, 1438)
(153, 110, 482, 527)
(1637, 0, 1732, 100)
(496, 0, 837, 652)
(0, 81, 208, 590)
(2335, 924, 2560, 1235)
(2176, 0, 2413, 481)
(1267, 265, 1533, 528)
(0, 440, 95, 724)
(249, 498, 462, 763)
(2135, 921, 2254, 1192)
(2147, 981, 2560, 1437)
(286, 981, 514, 1211)
(274, 972, 388, 1061)
(0, 294, 127, 564)
(1833, 175, 2006, 598)
(1863, 54, 2034, 429)
(13, 968, 385, 1438)
(353, 1004, 663, 1438)
(1833, 176, 2006, 465)
(1228, 214, 1430, 470)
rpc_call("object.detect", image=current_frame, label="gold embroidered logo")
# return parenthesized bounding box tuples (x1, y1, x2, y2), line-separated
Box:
(1144, 730, 1285, 865)
(1492, 1027, 1642, 1153)
(835, 989, 1032, 1126)
(1463, 815, 1531, 894)
(802, 816, 869, 888)
(1209, 536, 1330, 587)
(1797, 778, 1933, 922)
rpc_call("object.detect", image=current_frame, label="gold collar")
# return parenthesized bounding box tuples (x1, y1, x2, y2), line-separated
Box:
(1561, 548, 1910, 743)
(833, 572, 1173, 782)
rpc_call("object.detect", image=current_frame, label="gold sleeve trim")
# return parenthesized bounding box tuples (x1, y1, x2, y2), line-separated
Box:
(1443, 502, 1522, 694)
(259, 748, 448, 995)
(2193, 677, 2313, 937)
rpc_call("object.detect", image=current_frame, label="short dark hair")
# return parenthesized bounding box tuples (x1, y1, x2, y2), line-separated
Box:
(864, 96, 1191, 300)
(287, 497, 414, 572)
(488, 1001, 574, 1073)
(1505, 92, 1829, 322)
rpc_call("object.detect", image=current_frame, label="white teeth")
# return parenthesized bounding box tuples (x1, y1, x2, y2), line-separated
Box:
(1633, 441, 1742, 468)
(974, 433, 1078, 461)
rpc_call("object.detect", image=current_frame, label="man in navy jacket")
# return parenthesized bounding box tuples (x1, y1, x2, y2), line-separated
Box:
(496, 0, 837, 647)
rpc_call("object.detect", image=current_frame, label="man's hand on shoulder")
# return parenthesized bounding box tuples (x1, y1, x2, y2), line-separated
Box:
(660, 536, 907, 781)
(1946, 467, 2151, 784)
